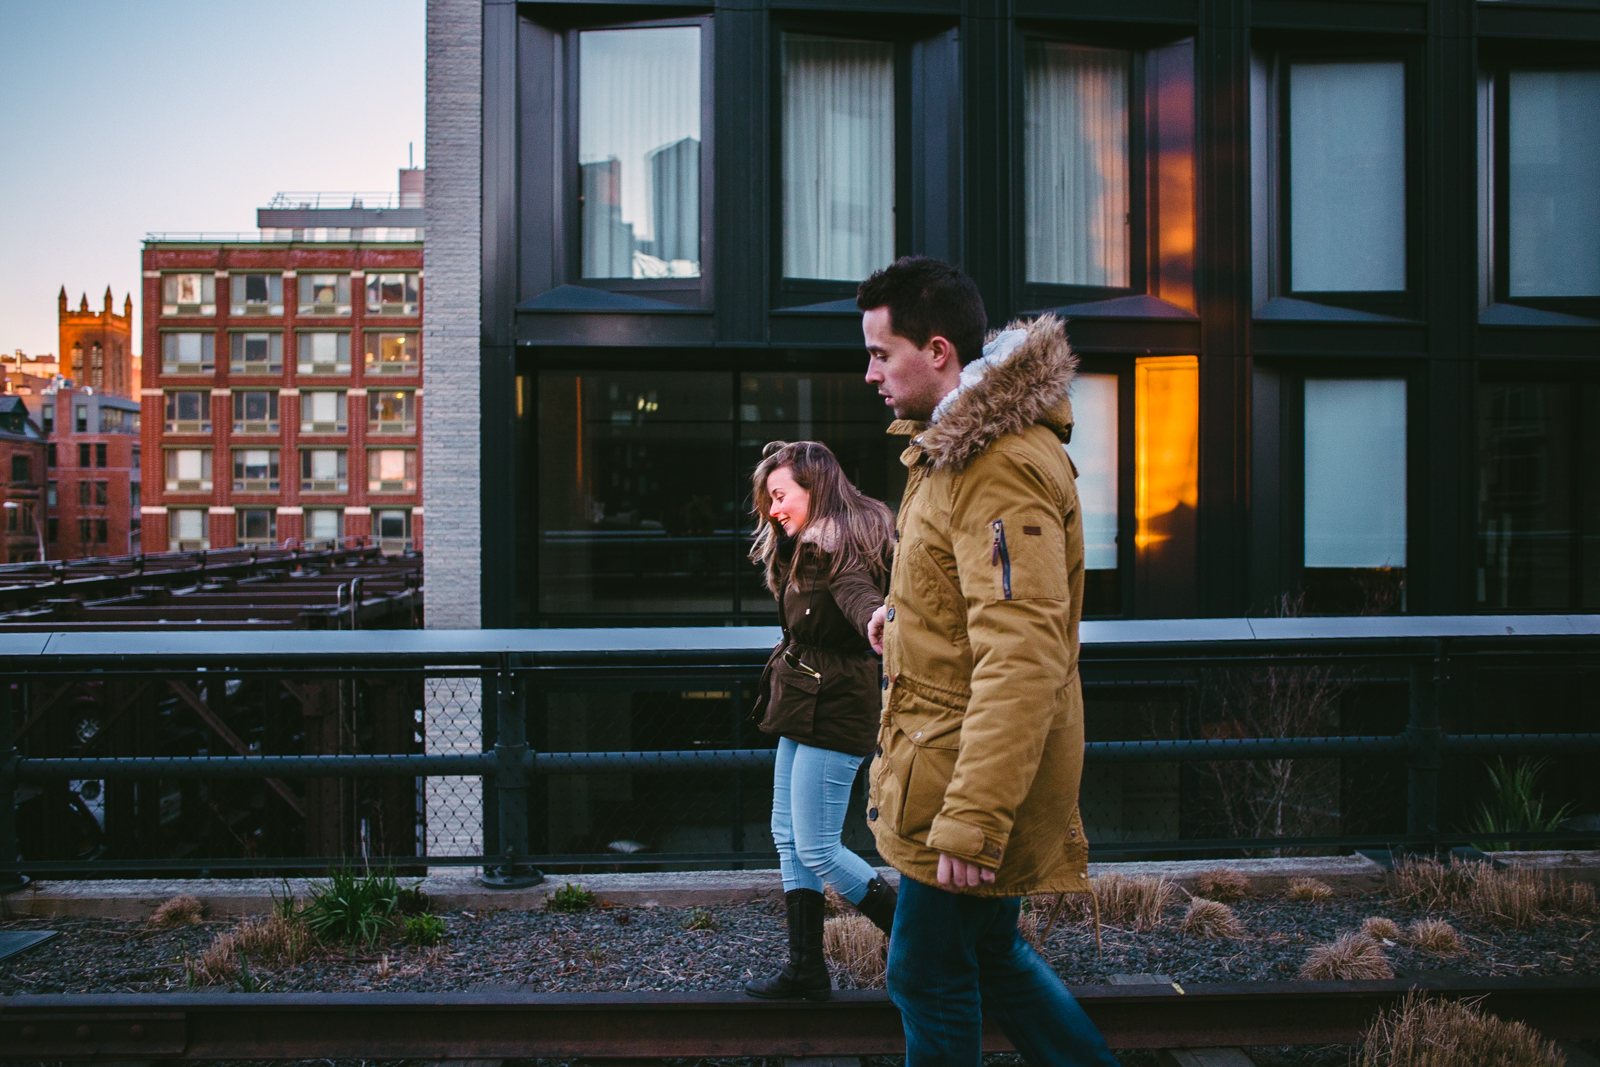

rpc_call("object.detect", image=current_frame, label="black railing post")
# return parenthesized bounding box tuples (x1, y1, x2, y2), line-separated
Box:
(480, 659, 542, 888)
(1406, 641, 1444, 849)
(0, 683, 25, 894)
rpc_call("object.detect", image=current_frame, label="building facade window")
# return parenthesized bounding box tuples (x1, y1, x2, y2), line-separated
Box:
(167, 391, 211, 435)
(300, 390, 348, 433)
(364, 273, 420, 315)
(75, 404, 87, 432)
(230, 274, 285, 315)
(46, 481, 56, 507)
(95, 443, 107, 468)
(297, 332, 351, 375)
(579, 26, 702, 280)
(129, 482, 140, 509)
(94, 480, 108, 506)
(161, 333, 215, 375)
(375, 509, 412, 552)
(169, 508, 209, 551)
(305, 508, 343, 544)
(78, 443, 90, 468)
(10, 454, 30, 485)
(164, 449, 213, 492)
(368, 390, 416, 433)
(367, 448, 417, 492)
(298, 274, 352, 315)
(364, 332, 418, 374)
(232, 449, 281, 491)
(300, 449, 348, 492)
(46, 444, 55, 469)
(236, 509, 277, 544)
(232, 391, 280, 433)
(162, 273, 216, 315)
(78, 480, 92, 507)
(46, 517, 57, 543)
(230, 332, 283, 374)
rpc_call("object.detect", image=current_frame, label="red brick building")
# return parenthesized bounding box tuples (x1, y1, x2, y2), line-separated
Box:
(41, 387, 142, 558)
(0, 398, 48, 564)
(59, 287, 136, 399)
(141, 174, 423, 553)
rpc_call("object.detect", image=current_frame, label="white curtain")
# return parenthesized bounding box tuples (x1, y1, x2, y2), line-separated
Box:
(1289, 61, 1406, 292)
(1065, 372, 1119, 570)
(1509, 70, 1600, 297)
(580, 27, 702, 279)
(782, 35, 895, 281)
(1025, 42, 1130, 288)
(1304, 379, 1407, 568)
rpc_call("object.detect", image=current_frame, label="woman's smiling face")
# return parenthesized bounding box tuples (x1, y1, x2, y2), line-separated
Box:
(766, 465, 811, 537)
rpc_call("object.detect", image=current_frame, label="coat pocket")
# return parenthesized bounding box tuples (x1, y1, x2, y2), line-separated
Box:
(759, 653, 822, 737)
(877, 684, 963, 840)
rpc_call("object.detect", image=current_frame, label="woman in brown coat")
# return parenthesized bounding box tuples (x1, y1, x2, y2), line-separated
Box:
(744, 441, 898, 1002)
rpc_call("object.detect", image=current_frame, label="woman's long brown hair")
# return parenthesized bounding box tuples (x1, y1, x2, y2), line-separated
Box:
(750, 441, 895, 594)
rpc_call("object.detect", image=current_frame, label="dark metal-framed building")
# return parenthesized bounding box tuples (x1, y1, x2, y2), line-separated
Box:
(457, 0, 1600, 629)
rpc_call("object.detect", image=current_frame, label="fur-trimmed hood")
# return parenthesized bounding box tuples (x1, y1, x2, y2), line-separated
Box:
(899, 314, 1077, 472)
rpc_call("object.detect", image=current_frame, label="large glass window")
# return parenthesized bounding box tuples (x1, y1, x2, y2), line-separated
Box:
(297, 332, 350, 375)
(1288, 61, 1406, 292)
(164, 449, 213, 492)
(300, 449, 348, 492)
(305, 508, 343, 545)
(232, 449, 280, 491)
(368, 390, 417, 434)
(298, 274, 352, 315)
(579, 26, 702, 280)
(164, 391, 210, 433)
(1134, 356, 1197, 617)
(1024, 43, 1131, 289)
(1304, 379, 1407, 612)
(232, 391, 279, 433)
(365, 273, 421, 314)
(230, 332, 282, 374)
(367, 449, 417, 492)
(161, 333, 214, 375)
(300, 390, 347, 434)
(169, 509, 209, 551)
(364, 332, 418, 374)
(782, 35, 895, 282)
(1507, 71, 1600, 298)
(230, 274, 284, 316)
(237, 509, 277, 545)
(1066, 372, 1120, 615)
(162, 274, 216, 315)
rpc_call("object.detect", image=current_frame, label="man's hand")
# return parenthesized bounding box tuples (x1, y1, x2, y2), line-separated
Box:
(937, 853, 997, 890)
(867, 604, 888, 655)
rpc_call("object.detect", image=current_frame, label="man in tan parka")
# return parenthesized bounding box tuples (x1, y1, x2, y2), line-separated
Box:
(858, 257, 1115, 1067)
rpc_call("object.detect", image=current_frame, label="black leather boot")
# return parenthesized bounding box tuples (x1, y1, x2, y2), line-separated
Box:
(854, 876, 898, 936)
(744, 888, 832, 1001)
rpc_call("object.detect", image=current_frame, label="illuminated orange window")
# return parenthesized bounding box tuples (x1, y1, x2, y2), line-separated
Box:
(1134, 355, 1198, 553)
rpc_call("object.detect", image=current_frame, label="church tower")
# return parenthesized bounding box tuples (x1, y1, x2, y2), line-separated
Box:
(57, 284, 135, 398)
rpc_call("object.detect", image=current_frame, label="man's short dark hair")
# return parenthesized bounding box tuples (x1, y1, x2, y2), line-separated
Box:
(857, 257, 988, 366)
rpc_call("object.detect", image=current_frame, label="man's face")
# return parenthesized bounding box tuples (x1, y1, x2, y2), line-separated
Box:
(862, 307, 957, 422)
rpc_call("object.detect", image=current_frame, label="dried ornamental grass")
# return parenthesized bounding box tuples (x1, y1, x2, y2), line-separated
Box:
(150, 894, 205, 927)
(1298, 932, 1394, 981)
(184, 914, 315, 986)
(1286, 878, 1335, 903)
(1091, 873, 1177, 932)
(1195, 868, 1252, 903)
(1388, 856, 1482, 910)
(823, 915, 886, 988)
(1406, 918, 1461, 955)
(1180, 898, 1244, 940)
(1361, 916, 1403, 942)
(823, 885, 849, 917)
(1358, 993, 1566, 1067)
(1016, 906, 1043, 951)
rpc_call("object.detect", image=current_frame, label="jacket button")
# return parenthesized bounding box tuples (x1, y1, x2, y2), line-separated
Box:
(880, 676, 889, 690)
(886, 606, 895, 621)
(868, 807, 878, 821)
(913, 731, 922, 740)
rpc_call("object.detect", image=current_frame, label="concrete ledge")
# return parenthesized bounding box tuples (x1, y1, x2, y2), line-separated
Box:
(4, 853, 1594, 920)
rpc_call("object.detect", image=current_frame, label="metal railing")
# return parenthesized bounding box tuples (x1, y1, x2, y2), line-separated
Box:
(2, 615, 1598, 884)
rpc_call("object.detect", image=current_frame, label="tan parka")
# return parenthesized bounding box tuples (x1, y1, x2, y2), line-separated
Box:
(868, 314, 1090, 897)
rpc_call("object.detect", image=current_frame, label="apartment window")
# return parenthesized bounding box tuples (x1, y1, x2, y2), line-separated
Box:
(237, 509, 277, 545)
(230, 332, 283, 374)
(169, 508, 209, 551)
(99, 407, 125, 433)
(46, 481, 56, 507)
(95, 443, 107, 468)
(75, 405, 87, 432)
(10, 454, 30, 485)
(305, 508, 343, 545)
(230, 274, 284, 315)
(782, 34, 894, 282)
(76, 518, 92, 544)
(94, 480, 108, 506)
(297, 332, 351, 375)
(365, 273, 420, 315)
(164, 449, 213, 492)
(46, 444, 55, 469)
(297, 274, 352, 315)
(579, 26, 702, 280)
(368, 390, 416, 433)
(95, 518, 108, 544)
(364, 332, 418, 374)
(47, 517, 57, 543)
(232, 449, 280, 491)
(129, 482, 140, 509)
(162, 273, 216, 315)
(1304, 379, 1407, 613)
(375, 509, 412, 553)
(232, 391, 280, 433)
(132, 447, 140, 472)
(77, 443, 90, 468)
(300, 390, 347, 433)
(77, 480, 92, 507)
(8, 504, 30, 534)
(300, 449, 348, 492)
(367, 449, 417, 492)
(1024, 43, 1131, 290)
(41, 406, 52, 434)
(161, 333, 215, 374)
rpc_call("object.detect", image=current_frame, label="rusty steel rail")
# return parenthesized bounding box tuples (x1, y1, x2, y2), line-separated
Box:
(1, 977, 1596, 1059)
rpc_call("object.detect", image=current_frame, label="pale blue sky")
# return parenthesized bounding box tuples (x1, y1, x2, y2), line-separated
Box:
(0, 0, 425, 358)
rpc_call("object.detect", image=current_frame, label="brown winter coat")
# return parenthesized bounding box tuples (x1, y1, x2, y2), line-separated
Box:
(868, 314, 1090, 897)
(753, 523, 889, 758)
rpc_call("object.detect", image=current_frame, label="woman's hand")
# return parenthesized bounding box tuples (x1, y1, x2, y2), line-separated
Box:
(867, 604, 888, 654)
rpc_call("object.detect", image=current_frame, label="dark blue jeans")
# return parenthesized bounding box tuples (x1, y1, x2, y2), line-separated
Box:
(887, 876, 1118, 1067)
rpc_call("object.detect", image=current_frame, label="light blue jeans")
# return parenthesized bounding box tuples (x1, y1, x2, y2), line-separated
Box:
(771, 736, 877, 903)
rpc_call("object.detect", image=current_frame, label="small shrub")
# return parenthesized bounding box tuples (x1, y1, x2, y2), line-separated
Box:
(396, 886, 431, 916)
(1388, 856, 1481, 910)
(1467, 757, 1573, 853)
(151, 894, 205, 927)
(1286, 878, 1335, 903)
(682, 908, 718, 932)
(1299, 933, 1393, 981)
(402, 913, 446, 947)
(1467, 866, 1550, 928)
(1358, 992, 1566, 1067)
(1195, 868, 1251, 903)
(302, 866, 400, 947)
(1361, 916, 1403, 942)
(232, 914, 313, 965)
(1091, 873, 1176, 932)
(1181, 898, 1244, 940)
(584, 947, 608, 966)
(546, 882, 596, 914)
(270, 879, 297, 921)
(1406, 918, 1461, 954)
(823, 914, 886, 988)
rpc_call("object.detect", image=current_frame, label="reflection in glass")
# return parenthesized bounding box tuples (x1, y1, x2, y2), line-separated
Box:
(580, 27, 702, 280)
(1290, 61, 1406, 292)
(1509, 71, 1600, 298)
(1067, 373, 1119, 571)
(1024, 42, 1130, 288)
(1478, 383, 1573, 608)
(1134, 356, 1196, 616)
(782, 35, 894, 282)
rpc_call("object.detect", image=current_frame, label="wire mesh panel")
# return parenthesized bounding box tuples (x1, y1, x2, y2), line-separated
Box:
(423, 676, 484, 857)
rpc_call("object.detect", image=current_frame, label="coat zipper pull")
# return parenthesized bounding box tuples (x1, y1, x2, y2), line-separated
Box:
(991, 529, 1001, 565)
(991, 519, 1013, 600)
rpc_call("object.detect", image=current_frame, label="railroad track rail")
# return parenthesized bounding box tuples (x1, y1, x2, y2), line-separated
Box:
(2, 977, 1595, 1059)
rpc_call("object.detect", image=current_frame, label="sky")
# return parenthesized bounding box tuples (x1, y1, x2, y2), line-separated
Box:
(0, 0, 425, 359)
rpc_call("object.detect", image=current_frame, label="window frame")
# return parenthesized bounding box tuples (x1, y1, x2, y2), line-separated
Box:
(160, 331, 215, 375)
(232, 391, 280, 434)
(297, 274, 354, 316)
(367, 390, 417, 434)
(363, 331, 419, 375)
(364, 272, 421, 316)
(230, 273, 285, 316)
(299, 390, 349, 434)
(232, 448, 281, 492)
(296, 331, 352, 376)
(366, 447, 418, 493)
(164, 448, 214, 493)
(236, 508, 278, 545)
(161, 273, 217, 316)
(299, 448, 349, 493)
(229, 330, 284, 375)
